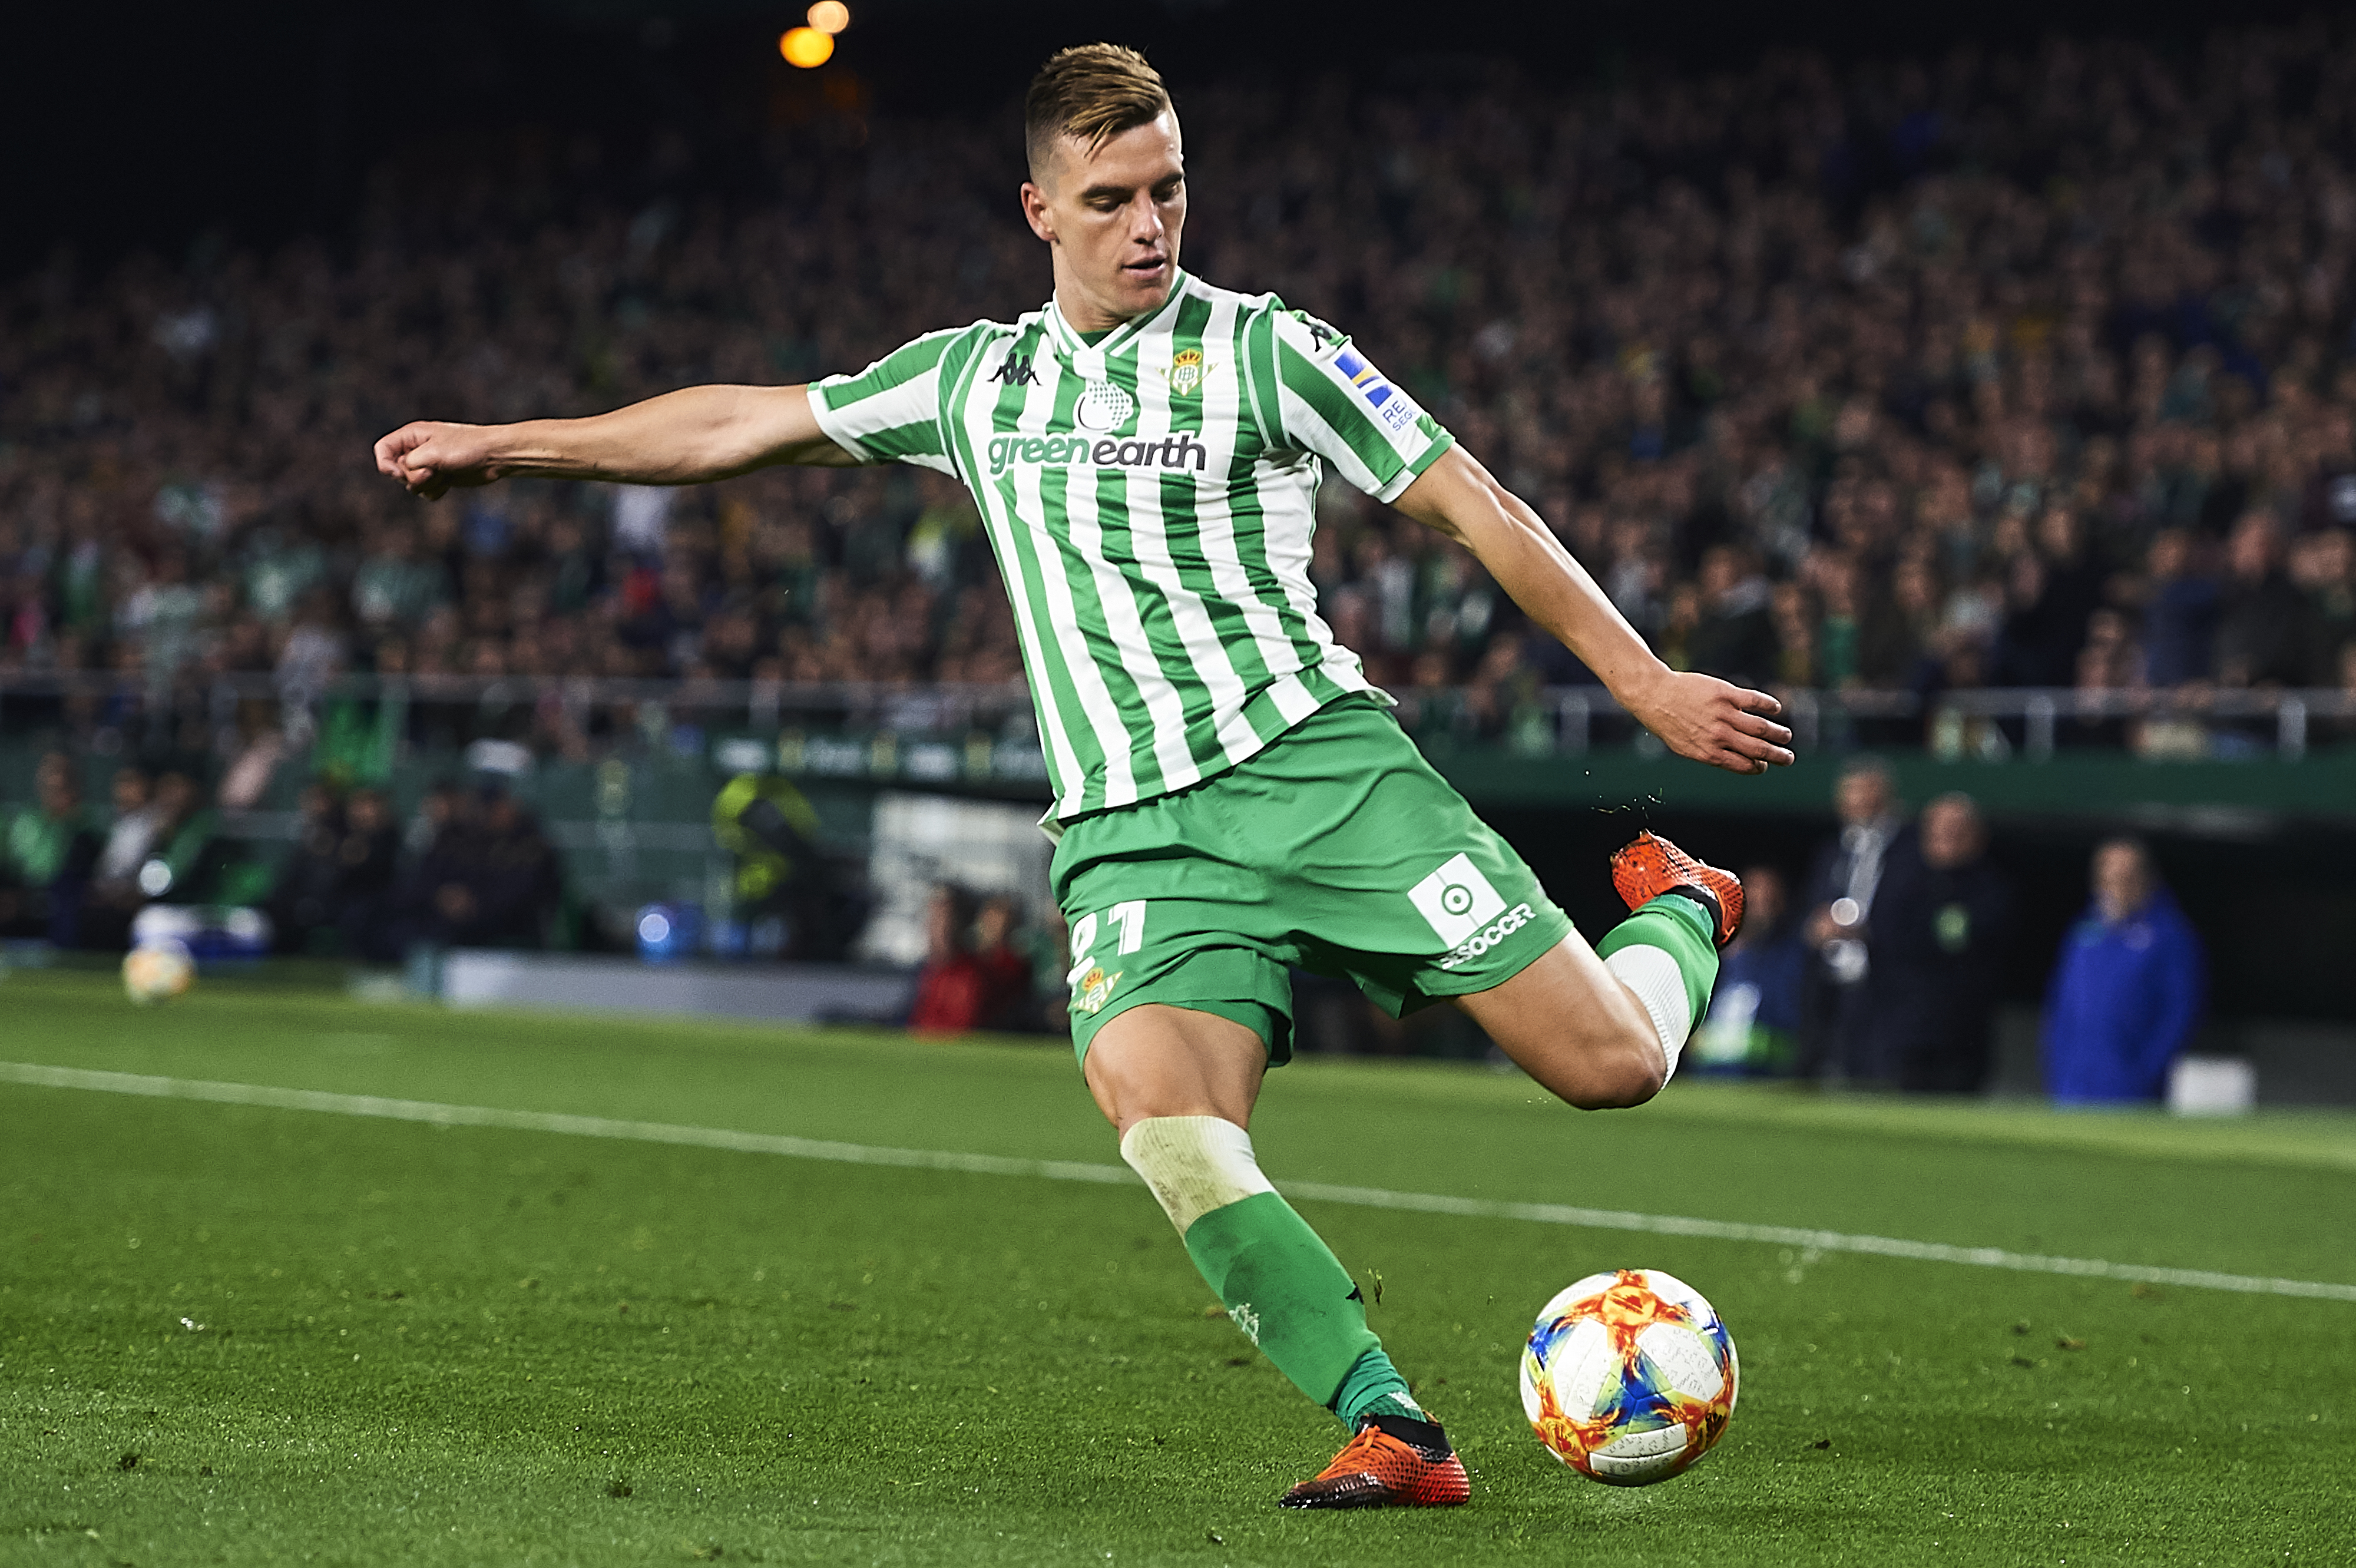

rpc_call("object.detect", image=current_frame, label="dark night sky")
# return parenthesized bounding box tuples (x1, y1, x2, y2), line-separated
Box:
(4, 0, 2327, 274)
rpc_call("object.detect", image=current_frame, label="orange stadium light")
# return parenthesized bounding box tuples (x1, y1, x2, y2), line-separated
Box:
(780, 25, 834, 68)
(807, 2, 850, 34)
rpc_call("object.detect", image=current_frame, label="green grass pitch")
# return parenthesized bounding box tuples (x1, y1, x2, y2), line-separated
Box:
(2, 968, 2352, 1566)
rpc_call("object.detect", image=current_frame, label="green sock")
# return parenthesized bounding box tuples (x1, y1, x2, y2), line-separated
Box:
(1595, 893, 1719, 1067)
(1183, 1190, 1387, 1419)
(1331, 1347, 1426, 1427)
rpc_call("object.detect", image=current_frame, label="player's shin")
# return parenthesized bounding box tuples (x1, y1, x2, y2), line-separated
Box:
(1119, 1116, 1421, 1425)
(1595, 895, 1719, 1081)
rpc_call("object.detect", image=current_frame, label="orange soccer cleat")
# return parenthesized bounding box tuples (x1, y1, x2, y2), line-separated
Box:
(1277, 1414, 1470, 1510)
(1610, 830, 1745, 948)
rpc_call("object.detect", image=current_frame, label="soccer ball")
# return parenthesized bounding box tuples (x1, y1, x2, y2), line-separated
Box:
(1519, 1268, 1738, 1485)
(122, 940, 196, 1005)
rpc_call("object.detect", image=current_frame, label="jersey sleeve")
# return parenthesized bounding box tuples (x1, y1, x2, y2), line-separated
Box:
(806, 327, 972, 477)
(1252, 307, 1454, 502)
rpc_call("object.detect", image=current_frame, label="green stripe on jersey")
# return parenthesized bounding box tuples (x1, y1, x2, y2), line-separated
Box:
(807, 270, 1456, 821)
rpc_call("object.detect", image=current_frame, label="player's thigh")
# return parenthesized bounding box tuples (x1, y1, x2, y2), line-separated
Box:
(1055, 805, 1298, 1129)
(1081, 1003, 1269, 1136)
(1453, 933, 1665, 1109)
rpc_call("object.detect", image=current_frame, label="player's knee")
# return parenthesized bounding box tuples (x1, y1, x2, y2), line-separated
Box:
(1596, 1038, 1669, 1109)
(1551, 1024, 1666, 1110)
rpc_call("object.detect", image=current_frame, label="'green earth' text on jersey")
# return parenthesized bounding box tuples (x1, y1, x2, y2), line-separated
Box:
(808, 270, 1454, 821)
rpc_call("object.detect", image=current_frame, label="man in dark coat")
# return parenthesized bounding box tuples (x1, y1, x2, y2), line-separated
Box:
(1862, 792, 2014, 1093)
(1797, 756, 1905, 1081)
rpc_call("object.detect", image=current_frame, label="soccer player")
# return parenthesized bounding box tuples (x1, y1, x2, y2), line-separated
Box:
(374, 44, 1794, 1509)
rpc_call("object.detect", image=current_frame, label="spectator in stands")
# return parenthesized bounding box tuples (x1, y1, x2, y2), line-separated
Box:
(1798, 756, 1903, 1081)
(1689, 864, 1808, 1076)
(2140, 530, 2220, 689)
(76, 769, 203, 948)
(2292, 528, 2355, 682)
(307, 786, 403, 957)
(2041, 838, 2205, 1104)
(90, 767, 161, 889)
(137, 770, 217, 904)
(2215, 514, 2311, 689)
(1861, 792, 2014, 1094)
(908, 884, 988, 1034)
(1685, 545, 1778, 690)
(0, 753, 98, 940)
(267, 783, 348, 953)
(2330, 639, 2356, 749)
(972, 892, 1037, 1032)
(372, 780, 561, 957)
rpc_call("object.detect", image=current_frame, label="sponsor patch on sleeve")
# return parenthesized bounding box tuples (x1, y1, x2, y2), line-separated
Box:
(1331, 345, 1420, 435)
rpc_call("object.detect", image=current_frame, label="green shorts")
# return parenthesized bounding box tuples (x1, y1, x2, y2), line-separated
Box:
(1053, 695, 1574, 1064)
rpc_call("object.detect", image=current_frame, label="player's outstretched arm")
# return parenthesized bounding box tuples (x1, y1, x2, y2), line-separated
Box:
(1393, 446, 1795, 775)
(373, 384, 857, 500)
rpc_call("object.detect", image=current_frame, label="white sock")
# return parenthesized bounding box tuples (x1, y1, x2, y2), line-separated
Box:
(1603, 945, 1693, 1081)
(1119, 1116, 1274, 1235)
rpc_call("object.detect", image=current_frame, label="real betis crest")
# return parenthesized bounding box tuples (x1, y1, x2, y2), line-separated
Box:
(1166, 348, 1210, 396)
(1071, 963, 1123, 1015)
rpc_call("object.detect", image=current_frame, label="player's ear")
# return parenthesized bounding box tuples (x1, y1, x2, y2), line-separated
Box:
(1020, 181, 1056, 244)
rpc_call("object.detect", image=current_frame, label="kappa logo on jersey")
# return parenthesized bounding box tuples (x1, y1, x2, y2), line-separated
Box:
(1332, 346, 1420, 436)
(1166, 348, 1213, 396)
(985, 429, 1211, 477)
(988, 352, 1039, 386)
(1408, 853, 1507, 947)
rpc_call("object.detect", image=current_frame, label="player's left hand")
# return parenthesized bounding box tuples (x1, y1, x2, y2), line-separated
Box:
(373, 421, 502, 501)
(1624, 670, 1795, 775)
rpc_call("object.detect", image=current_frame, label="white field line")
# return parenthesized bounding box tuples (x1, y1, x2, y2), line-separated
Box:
(6, 1060, 2353, 1305)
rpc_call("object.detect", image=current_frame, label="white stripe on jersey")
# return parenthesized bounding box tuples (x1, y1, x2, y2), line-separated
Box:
(949, 346, 1092, 815)
(1121, 308, 1259, 768)
(994, 358, 1141, 811)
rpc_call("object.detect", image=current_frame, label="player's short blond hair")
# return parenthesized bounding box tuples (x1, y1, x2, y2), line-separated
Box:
(1025, 44, 1173, 182)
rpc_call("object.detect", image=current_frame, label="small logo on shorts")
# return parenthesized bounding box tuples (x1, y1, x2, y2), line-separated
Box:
(1438, 902, 1537, 970)
(1071, 963, 1123, 1015)
(1407, 854, 1507, 947)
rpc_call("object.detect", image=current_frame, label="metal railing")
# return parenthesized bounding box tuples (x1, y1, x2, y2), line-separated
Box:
(1, 672, 2350, 762)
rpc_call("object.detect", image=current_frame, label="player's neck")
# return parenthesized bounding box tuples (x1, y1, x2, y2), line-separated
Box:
(1050, 262, 1176, 336)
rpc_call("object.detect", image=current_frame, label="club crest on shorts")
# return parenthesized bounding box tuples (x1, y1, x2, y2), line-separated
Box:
(1071, 962, 1123, 1015)
(1408, 853, 1508, 947)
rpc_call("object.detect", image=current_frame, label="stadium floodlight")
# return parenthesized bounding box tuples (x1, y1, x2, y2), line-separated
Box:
(779, 25, 833, 67)
(807, 2, 849, 34)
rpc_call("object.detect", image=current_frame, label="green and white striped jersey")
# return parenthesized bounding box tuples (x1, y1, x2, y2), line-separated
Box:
(808, 269, 1454, 822)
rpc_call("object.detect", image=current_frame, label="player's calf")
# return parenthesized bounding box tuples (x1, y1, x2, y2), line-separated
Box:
(1457, 940, 1670, 1109)
(1461, 832, 1740, 1106)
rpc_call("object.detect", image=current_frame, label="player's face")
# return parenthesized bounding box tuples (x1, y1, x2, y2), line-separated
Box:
(1023, 112, 1187, 330)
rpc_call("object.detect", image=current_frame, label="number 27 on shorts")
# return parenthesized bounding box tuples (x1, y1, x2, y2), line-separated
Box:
(1067, 900, 1146, 1015)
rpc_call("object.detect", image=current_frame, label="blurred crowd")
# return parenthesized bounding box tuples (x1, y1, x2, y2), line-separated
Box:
(0, 752, 564, 957)
(6, 25, 2356, 770)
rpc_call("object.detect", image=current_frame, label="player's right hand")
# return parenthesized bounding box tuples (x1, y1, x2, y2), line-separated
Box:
(1623, 669, 1796, 776)
(373, 421, 502, 500)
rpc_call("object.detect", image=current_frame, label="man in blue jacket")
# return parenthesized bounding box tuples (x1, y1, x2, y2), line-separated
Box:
(2041, 838, 2206, 1103)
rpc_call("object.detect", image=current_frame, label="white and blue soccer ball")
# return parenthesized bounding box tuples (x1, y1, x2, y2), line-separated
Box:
(122, 939, 196, 1006)
(1519, 1267, 1739, 1485)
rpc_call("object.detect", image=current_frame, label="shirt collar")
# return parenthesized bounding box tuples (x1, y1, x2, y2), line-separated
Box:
(1044, 270, 1192, 375)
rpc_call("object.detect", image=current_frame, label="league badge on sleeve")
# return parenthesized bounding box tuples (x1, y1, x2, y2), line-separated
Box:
(1332, 345, 1420, 435)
